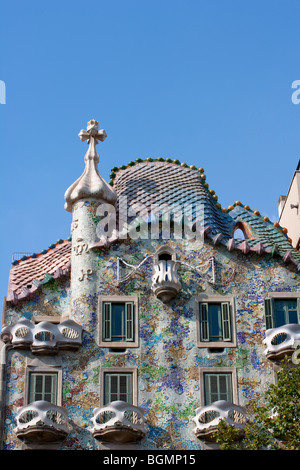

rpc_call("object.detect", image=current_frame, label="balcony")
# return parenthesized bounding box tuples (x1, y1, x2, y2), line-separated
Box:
(1, 318, 83, 354)
(151, 259, 181, 303)
(263, 323, 300, 361)
(91, 401, 146, 443)
(14, 401, 70, 445)
(193, 400, 246, 442)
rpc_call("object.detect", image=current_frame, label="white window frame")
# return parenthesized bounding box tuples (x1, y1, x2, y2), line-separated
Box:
(99, 295, 139, 348)
(25, 360, 62, 406)
(100, 367, 138, 407)
(199, 367, 238, 406)
(28, 372, 58, 404)
(195, 295, 236, 348)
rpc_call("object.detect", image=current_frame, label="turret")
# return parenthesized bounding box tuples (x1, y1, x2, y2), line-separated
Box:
(64, 119, 117, 331)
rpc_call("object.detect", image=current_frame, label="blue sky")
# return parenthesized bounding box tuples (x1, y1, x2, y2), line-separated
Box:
(1, 0, 300, 308)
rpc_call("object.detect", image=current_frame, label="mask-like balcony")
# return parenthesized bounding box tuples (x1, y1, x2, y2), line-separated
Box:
(263, 323, 300, 361)
(151, 259, 181, 303)
(91, 401, 146, 443)
(14, 401, 70, 445)
(193, 400, 246, 442)
(1, 318, 83, 354)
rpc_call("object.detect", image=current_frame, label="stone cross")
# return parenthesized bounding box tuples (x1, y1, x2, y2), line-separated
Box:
(78, 119, 107, 145)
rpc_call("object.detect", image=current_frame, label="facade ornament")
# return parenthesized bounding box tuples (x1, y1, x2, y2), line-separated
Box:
(71, 218, 79, 234)
(64, 119, 117, 212)
(73, 243, 90, 256)
(91, 400, 146, 443)
(152, 259, 181, 303)
(0, 318, 83, 354)
(78, 268, 93, 281)
(263, 323, 300, 361)
(15, 401, 71, 445)
(193, 400, 246, 442)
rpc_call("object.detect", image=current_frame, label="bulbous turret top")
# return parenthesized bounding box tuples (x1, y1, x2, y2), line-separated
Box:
(64, 119, 117, 212)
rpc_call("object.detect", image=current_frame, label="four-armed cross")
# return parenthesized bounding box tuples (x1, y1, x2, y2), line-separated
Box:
(78, 119, 107, 145)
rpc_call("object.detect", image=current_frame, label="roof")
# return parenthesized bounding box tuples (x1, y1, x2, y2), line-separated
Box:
(7, 239, 71, 304)
(6, 158, 300, 305)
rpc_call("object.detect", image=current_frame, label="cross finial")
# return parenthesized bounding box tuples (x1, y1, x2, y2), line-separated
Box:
(78, 119, 107, 145)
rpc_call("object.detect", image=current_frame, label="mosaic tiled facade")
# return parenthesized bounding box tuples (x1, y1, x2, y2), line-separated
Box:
(1, 119, 299, 450)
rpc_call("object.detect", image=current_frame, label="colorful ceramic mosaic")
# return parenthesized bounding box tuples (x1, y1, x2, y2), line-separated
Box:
(2, 119, 299, 450)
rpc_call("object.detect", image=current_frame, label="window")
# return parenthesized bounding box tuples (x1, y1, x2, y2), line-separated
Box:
(100, 367, 137, 406)
(99, 296, 139, 348)
(204, 373, 233, 405)
(29, 372, 58, 404)
(232, 221, 253, 240)
(195, 295, 236, 348)
(153, 245, 176, 264)
(265, 296, 300, 329)
(104, 373, 133, 405)
(103, 302, 134, 342)
(199, 367, 238, 406)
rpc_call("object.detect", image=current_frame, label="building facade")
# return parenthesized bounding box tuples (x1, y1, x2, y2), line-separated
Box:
(278, 161, 300, 251)
(1, 119, 300, 450)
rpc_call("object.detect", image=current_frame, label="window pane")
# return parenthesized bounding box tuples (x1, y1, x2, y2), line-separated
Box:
(204, 373, 232, 405)
(287, 300, 298, 324)
(209, 304, 222, 341)
(104, 373, 133, 405)
(111, 304, 125, 341)
(120, 375, 127, 394)
(29, 373, 57, 404)
(274, 301, 286, 326)
(103, 302, 135, 343)
(274, 300, 298, 327)
(35, 375, 43, 393)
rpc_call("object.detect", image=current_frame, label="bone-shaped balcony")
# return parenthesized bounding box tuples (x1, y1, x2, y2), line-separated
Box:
(91, 401, 146, 443)
(263, 323, 300, 361)
(14, 401, 70, 444)
(151, 260, 181, 303)
(1, 318, 83, 354)
(193, 400, 246, 442)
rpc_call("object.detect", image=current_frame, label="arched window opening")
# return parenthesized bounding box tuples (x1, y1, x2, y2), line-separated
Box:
(158, 253, 172, 261)
(233, 228, 246, 240)
(233, 222, 252, 240)
(154, 245, 176, 263)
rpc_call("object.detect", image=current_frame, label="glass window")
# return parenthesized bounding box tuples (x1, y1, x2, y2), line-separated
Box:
(29, 372, 57, 404)
(265, 298, 299, 329)
(274, 300, 298, 326)
(199, 302, 231, 342)
(103, 302, 134, 342)
(204, 372, 233, 405)
(104, 373, 133, 405)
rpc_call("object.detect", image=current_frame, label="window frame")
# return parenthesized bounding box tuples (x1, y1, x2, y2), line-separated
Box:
(195, 295, 236, 348)
(98, 295, 139, 348)
(264, 292, 300, 330)
(100, 367, 138, 407)
(28, 372, 58, 404)
(199, 367, 238, 407)
(25, 362, 62, 406)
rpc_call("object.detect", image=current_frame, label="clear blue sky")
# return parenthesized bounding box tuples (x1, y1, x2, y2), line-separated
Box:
(1, 0, 300, 309)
